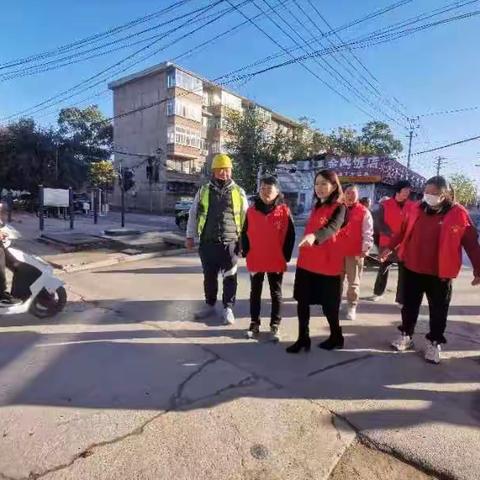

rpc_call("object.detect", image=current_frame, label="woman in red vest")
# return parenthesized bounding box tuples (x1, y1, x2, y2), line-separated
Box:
(286, 170, 347, 353)
(241, 175, 295, 342)
(370, 180, 415, 305)
(338, 185, 374, 320)
(382, 176, 480, 364)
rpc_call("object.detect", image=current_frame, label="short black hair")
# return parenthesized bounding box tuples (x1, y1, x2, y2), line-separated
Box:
(393, 180, 411, 193)
(260, 175, 279, 187)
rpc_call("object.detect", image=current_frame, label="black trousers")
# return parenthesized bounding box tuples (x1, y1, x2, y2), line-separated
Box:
(199, 242, 238, 308)
(250, 272, 283, 327)
(373, 253, 405, 303)
(400, 267, 452, 344)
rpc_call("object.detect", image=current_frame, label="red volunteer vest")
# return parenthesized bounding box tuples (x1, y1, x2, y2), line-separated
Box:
(380, 198, 415, 247)
(297, 202, 344, 276)
(337, 202, 367, 257)
(246, 204, 290, 273)
(397, 204, 470, 279)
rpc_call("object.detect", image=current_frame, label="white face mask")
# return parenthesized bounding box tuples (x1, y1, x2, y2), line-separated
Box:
(423, 193, 443, 207)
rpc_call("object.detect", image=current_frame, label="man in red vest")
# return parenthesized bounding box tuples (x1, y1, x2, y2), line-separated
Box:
(369, 180, 415, 304)
(339, 185, 373, 320)
(241, 175, 295, 342)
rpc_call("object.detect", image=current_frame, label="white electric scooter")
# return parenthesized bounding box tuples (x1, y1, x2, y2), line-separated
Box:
(0, 230, 67, 318)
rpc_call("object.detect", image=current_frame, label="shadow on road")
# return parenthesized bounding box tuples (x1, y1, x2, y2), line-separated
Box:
(1, 296, 479, 437)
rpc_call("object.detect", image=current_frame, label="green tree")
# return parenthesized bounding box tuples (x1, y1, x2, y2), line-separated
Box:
(328, 127, 362, 156)
(359, 121, 403, 156)
(0, 105, 113, 195)
(290, 117, 330, 160)
(89, 160, 117, 190)
(0, 119, 57, 193)
(54, 105, 113, 189)
(449, 173, 478, 206)
(326, 121, 403, 157)
(224, 105, 273, 193)
(58, 105, 112, 161)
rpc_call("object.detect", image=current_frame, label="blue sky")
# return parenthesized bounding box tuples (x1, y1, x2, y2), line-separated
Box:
(1, 0, 480, 185)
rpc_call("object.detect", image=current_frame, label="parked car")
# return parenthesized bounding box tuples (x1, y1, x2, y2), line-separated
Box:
(174, 200, 193, 214)
(73, 193, 91, 214)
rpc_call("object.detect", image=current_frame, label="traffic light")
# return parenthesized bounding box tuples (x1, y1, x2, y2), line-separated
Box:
(122, 168, 135, 191)
(146, 156, 160, 184)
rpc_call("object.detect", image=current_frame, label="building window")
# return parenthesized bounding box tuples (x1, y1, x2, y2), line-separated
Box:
(166, 69, 203, 94)
(167, 125, 202, 149)
(221, 91, 242, 111)
(166, 99, 201, 122)
(166, 99, 174, 116)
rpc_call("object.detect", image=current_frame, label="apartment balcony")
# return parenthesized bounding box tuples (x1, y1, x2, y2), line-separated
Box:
(167, 143, 201, 160)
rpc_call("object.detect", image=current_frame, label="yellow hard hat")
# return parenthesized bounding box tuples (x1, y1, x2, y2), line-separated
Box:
(211, 153, 232, 170)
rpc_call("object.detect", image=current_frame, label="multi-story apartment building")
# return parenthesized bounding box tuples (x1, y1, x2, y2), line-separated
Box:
(108, 62, 300, 212)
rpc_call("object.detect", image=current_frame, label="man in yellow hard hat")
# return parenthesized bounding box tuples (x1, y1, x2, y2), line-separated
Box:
(186, 153, 249, 324)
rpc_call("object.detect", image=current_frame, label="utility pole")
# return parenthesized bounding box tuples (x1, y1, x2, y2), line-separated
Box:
(406, 117, 419, 170)
(435, 156, 447, 176)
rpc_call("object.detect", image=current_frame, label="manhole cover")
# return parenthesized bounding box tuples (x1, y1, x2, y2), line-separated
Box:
(250, 444, 270, 460)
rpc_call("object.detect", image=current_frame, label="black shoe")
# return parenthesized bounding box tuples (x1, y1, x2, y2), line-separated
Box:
(0, 292, 22, 305)
(318, 335, 344, 351)
(286, 336, 311, 354)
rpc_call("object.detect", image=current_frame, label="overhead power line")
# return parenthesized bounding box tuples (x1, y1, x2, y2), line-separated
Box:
(226, 6, 480, 84)
(28, 0, 294, 124)
(301, 0, 410, 120)
(1, 0, 228, 121)
(280, 0, 408, 127)
(5, 0, 479, 129)
(0, 0, 194, 71)
(410, 135, 480, 156)
(417, 105, 480, 117)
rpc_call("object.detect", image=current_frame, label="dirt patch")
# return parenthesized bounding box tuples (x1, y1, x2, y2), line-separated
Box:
(329, 441, 436, 480)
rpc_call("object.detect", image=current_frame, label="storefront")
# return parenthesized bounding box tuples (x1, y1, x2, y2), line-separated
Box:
(276, 155, 425, 214)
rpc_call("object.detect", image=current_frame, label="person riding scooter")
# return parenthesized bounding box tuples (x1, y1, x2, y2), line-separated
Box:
(0, 202, 21, 305)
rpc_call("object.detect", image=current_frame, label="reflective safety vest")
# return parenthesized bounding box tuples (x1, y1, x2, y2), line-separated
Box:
(197, 183, 245, 236)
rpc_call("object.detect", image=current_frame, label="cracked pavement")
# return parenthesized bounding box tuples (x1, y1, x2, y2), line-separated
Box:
(0, 253, 479, 479)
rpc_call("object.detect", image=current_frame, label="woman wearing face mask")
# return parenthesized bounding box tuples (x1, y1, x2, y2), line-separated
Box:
(286, 170, 346, 353)
(381, 176, 480, 364)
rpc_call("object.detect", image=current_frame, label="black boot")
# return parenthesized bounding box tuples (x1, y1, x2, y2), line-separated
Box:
(286, 323, 311, 353)
(318, 333, 344, 351)
(288, 303, 311, 353)
(286, 335, 311, 353)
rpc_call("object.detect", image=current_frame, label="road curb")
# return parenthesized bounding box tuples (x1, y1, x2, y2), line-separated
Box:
(52, 247, 198, 274)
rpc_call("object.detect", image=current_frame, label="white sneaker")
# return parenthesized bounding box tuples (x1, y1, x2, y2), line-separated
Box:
(223, 307, 235, 325)
(346, 306, 356, 321)
(368, 295, 383, 302)
(270, 325, 280, 342)
(424, 341, 441, 364)
(391, 333, 414, 352)
(194, 304, 216, 320)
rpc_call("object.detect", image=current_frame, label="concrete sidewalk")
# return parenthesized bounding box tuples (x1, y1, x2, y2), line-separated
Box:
(5, 211, 186, 272)
(0, 252, 478, 479)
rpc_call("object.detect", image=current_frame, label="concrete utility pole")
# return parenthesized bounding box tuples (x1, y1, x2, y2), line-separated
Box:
(435, 156, 447, 176)
(406, 117, 419, 169)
